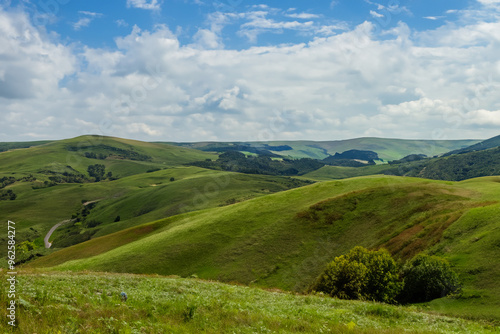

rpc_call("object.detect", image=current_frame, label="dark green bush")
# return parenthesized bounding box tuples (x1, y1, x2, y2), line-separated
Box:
(311, 246, 402, 303)
(399, 254, 461, 303)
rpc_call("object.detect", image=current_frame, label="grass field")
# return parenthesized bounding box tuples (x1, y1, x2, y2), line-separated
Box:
(2, 136, 499, 331)
(0, 136, 311, 261)
(1, 271, 496, 333)
(27, 175, 500, 323)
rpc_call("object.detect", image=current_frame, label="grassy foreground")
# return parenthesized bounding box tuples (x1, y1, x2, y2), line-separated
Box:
(1, 271, 497, 334)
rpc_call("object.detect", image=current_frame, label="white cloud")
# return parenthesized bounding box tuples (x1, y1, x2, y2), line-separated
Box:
(465, 109, 500, 126)
(115, 19, 129, 27)
(477, 0, 500, 4)
(238, 10, 316, 42)
(126, 0, 161, 10)
(423, 16, 444, 20)
(127, 122, 161, 136)
(1, 5, 500, 142)
(370, 10, 384, 18)
(73, 18, 92, 30)
(0, 10, 75, 100)
(286, 13, 320, 19)
(193, 29, 223, 49)
(79, 11, 102, 17)
(73, 11, 103, 31)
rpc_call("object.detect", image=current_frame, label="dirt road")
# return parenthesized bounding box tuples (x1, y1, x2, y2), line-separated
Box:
(44, 219, 72, 248)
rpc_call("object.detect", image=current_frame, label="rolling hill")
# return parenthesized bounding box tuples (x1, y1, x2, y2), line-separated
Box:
(2, 134, 500, 326)
(0, 136, 312, 263)
(0, 140, 53, 153)
(172, 138, 480, 162)
(443, 134, 500, 156)
(380, 146, 500, 181)
(29, 175, 500, 322)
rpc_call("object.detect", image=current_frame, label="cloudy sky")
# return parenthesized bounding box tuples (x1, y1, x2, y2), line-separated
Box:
(0, 0, 499, 142)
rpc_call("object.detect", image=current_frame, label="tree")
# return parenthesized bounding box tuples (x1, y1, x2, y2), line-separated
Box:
(312, 256, 368, 300)
(399, 254, 461, 303)
(87, 164, 106, 181)
(311, 246, 402, 303)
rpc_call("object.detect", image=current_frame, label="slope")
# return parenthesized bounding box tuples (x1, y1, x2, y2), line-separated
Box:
(30, 176, 500, 321)
(0, 136, 311, 263)
(0, 140, 53, 153)
(443, 134, 500, 156)
(380, 146, 500, 181)
(0, 135, 216, 179)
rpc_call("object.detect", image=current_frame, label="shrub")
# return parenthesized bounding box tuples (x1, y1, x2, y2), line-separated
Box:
(399, 254, 461, 303)
(87, 164, 106, 181)
(311, 246, 402, 303)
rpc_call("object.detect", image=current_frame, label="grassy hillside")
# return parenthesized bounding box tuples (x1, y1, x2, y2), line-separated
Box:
(301, 164, 393, 181)
(0, 140, 53, 153)
(309, 138, 480, 161)
(1, 271, 495, 333)
(0, 136, 311, 262)
(0, 135, 216, 178)
(29, 176, 500, 322)
(173, 138, 480, 161)
(443, 134, 500, 156)
(380, 147, 500, 181)
(0, 167, 310, 259)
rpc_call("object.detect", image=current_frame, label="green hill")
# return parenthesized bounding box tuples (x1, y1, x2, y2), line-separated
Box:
(301, 164, 393, 181)
(443, 134, 500, 156)
(380, 146, 500, 181)
(173, 138, 480, 161)
(29, 175, 500, 322)
(0, 140, 53, 153)
(0, 136, 311, 262)
(1, 271, 494, 333)
(0, 135, 216, 178)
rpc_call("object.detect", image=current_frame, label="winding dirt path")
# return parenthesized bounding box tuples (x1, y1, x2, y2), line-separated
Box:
(44, 200, 102, 248)
(44, 219, 72, 248)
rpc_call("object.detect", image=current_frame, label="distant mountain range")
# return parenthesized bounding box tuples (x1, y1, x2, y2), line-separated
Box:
(170, 137, 480, 161)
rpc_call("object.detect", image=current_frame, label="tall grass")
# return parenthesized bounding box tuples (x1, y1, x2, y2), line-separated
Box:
(0, 271, 496, 333)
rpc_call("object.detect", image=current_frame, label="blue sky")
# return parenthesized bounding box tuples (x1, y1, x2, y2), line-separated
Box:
(0, 0, 499, 143)
(20, 0, 472, 48)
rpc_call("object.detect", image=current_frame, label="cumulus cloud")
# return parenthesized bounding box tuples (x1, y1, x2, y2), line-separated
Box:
(1, 4, 500, 142)
(0, 10, 75, 100)
(126, 0, 161, 10)
(477, 0, 500, 4)
(465, 109, 500, 126)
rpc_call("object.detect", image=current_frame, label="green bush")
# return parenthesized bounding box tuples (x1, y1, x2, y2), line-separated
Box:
(87, 164, 106, 181)
(399, 254, 461, 303)
(311, 246, 402, 303)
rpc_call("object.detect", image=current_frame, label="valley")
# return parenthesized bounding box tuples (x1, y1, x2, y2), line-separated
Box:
(1, 134, 500, 332)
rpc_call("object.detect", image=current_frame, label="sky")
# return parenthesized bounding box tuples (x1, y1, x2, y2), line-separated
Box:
(0, 0, 499, 142)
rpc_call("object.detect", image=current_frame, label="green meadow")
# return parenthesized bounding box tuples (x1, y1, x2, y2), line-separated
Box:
(1, 135, 499, 332)
(0, 136, 311, 260)
(0, 271, 496, 334)
(27, 175, 500, 324)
